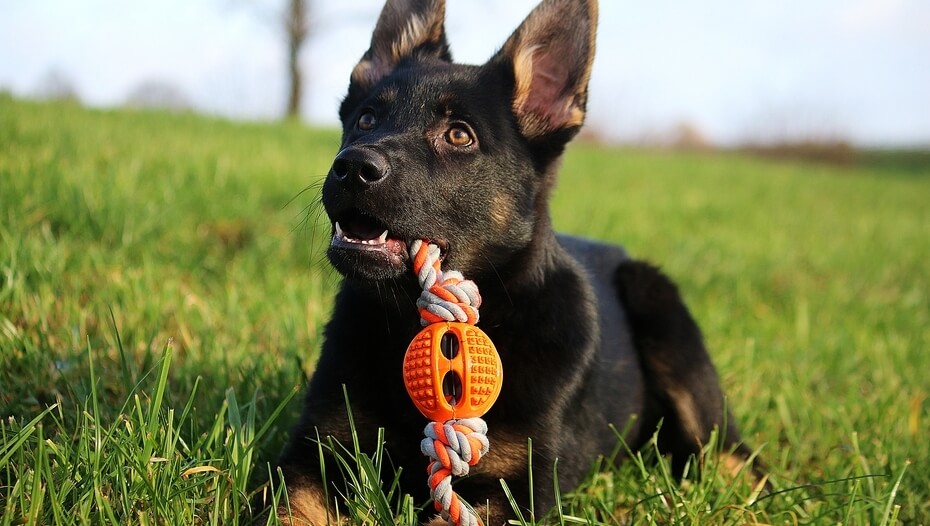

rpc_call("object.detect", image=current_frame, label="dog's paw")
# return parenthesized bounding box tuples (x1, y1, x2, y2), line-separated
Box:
(272, 483, 338, 526)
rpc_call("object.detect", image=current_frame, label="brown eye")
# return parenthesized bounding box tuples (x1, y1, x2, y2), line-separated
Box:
(358, 112, 376, 130)
(444, 125, 474, 147)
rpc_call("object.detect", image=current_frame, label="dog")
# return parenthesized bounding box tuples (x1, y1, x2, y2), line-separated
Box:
(273, 0, 757, 523)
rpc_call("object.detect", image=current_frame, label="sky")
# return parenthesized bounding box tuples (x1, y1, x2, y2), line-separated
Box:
(1, 0, 929, 147)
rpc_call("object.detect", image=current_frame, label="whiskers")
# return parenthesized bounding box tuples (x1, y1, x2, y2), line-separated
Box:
(385, 276, 420, 337)
(288, 178, 330, 269)
(480, 252, 513, 309)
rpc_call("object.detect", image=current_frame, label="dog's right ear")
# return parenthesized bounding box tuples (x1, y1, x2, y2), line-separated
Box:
(351, 0, 450, 87)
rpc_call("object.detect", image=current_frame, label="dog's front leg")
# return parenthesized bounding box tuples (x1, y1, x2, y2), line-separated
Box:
(271, 471, 339, 526)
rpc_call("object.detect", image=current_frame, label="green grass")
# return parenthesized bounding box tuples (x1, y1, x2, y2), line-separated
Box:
(1, 94, 928, 524)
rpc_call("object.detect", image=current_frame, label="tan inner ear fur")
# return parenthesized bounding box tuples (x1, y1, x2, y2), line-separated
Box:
(390, 11, 445, 64)
(351, 0, 446, 86)
(508, 0, 598, 137)
(512, 45, 588, 137)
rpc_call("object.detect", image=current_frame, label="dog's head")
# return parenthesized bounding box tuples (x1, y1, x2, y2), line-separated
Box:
(323, 0, 597, 283)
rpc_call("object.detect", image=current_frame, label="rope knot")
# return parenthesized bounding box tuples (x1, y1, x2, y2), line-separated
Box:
(421, 418, 489, 526)
(411, 240, 482, 326)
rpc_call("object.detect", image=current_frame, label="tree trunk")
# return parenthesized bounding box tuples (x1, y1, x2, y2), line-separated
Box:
(285, 0, 308, 119)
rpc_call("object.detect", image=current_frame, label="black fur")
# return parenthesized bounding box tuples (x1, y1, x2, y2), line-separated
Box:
(273, 0, 757, 523)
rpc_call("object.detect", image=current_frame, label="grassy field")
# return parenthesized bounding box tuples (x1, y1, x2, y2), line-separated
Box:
(1, 94, 928, 524)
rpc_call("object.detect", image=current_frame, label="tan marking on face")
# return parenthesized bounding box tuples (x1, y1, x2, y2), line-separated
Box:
(490, 194, 514, 232)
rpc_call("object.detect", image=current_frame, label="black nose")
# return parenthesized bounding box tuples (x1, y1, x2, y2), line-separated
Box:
(330, 147, 390, 188)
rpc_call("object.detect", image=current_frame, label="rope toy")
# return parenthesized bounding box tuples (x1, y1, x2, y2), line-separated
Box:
(402, 240, 503, 526)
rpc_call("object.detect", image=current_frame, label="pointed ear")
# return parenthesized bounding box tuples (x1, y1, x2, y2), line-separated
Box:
(493, 0, 597, 139)
(351, 0, 450, 87)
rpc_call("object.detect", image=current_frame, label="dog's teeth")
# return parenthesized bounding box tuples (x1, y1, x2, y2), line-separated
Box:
(333, 222, 389, 246)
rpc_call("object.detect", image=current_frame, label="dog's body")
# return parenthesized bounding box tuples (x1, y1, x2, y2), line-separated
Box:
(274, 0, 754, 523)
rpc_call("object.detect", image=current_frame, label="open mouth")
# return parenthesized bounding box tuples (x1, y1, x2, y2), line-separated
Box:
(334, 219, 390, 246)
(331, 211, 406, 255)
(327, 209, 448, 280)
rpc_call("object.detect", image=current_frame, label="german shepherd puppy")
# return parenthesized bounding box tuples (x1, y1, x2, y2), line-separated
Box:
(274, 0, 756, 523)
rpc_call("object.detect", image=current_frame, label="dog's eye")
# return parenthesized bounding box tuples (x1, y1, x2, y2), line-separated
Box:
(444, 125, 474, 147)
(357, 112, 377, 131)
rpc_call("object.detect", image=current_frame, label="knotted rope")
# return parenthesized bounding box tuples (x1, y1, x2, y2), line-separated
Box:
(421, 419, 490, 526)
(410, 239, 482, 326)
(409, 240, 489, 526)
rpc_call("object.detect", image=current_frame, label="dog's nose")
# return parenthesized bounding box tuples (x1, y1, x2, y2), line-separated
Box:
(330, 147, 390, 188)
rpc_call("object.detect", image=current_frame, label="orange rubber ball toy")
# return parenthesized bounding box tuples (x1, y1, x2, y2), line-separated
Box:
(402, 322, 503, 421)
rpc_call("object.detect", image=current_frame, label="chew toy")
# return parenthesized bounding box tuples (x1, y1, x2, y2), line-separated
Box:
(402, 240, 503, 526)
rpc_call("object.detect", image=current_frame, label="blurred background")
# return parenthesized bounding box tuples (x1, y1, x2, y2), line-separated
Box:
(2, 2, 930, 523)
(2, 0, 929, 152)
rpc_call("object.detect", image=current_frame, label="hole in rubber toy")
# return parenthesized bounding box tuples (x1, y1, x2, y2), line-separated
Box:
(441, 370, 462, 406)
(440, 332, 459, 360)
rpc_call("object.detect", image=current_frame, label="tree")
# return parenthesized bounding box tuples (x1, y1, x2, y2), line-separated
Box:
(284, 0, 308, 119)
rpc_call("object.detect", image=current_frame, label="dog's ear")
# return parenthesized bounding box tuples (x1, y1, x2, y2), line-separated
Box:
(351, 0, 450, 87)
(492, 0, 597, 140)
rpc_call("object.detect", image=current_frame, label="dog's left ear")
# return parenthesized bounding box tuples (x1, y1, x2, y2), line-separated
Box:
(351, 0, 451, 88)
(491, 0, 597, 140)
